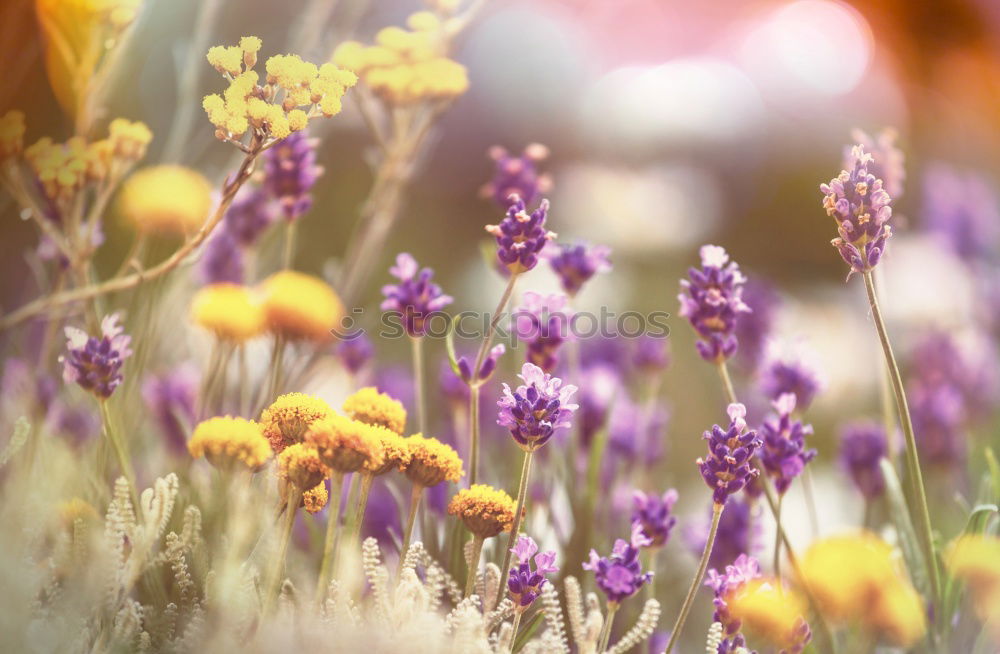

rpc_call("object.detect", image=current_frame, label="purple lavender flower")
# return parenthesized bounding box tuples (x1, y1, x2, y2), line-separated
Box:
(848, 128, 905, 199)
(575, 364, 621, 449)
(705, 553, 762, 637)
(141, 365, 197, 456)
(923, 163, 1000, 261)
(482, 144, 551, 209)
(633, 334, 670, 373)
(512, 291, 573, 372)
(485, 195, 557, 274)
(608, 395, 668, 464)
(584, 522, 653, 605)
(380, 253, 454, 337)
(678, 245, 751, 363)
(544, 242, 611, 297)
(838, 421, 887, 500)
(758, 358, 821, 411)
(820, 144, 894, 277)
(262, 131, 322, 221)
(60, 314, 133, 398)
(697, 404, 762, 506)
(733, 278, 779, 373)
(457, 344, 505, 385)
(200, 229, 244, 284)
(224, 187, 276, 246)
(685, 497, 757, 571)
(497, 362, 578, 452)
(507, 535, 559, 608)
(336, 333, 375, 375)
(631, 489, 678, 548)
(758, 393, 816, 495)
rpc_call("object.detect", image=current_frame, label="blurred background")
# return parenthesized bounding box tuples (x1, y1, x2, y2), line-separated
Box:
(2, 0, 1000, 627)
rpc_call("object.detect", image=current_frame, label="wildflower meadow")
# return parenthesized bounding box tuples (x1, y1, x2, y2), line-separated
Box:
(1, 0, 999, 652)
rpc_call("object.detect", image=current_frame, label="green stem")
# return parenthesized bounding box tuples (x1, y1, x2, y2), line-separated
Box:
(596, 602, 619, 654)
(644, 547, 658, 600)
(862, 271, 941, 604)
(400, 484, 423, 569)
(351, 472, 375, 544)
(774, 493, 783, 579)
(265, 333, 286, 406)
(263, 486, 301, 614)
(463, 534, 486, 598)
(98, 399, 138, 508)
(509, 608, 525, 653)
(495, 449, 533, 607)
(469, 384, 481, 486)
(315, 471, 345, 604)
(411, 335, 427, 436)
(716, 360, 737, 405)
(282, 219, 297, 270)
(802, 467, 820, 539)
(663, 502, 723, 654)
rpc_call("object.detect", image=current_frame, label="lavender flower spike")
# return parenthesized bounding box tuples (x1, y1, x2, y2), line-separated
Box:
(583, 522, 653, 605)
(513, 291, 573, 372)
(380, 252, 453, 337)
(497, 362, 578, 452)
(262, 130, 322, 221)
(631, 489, 678, 548)
(507, 535, 559, 608)
(838, 421, 887, 500)
(820, 144, 894, 277)
(678, 245, 751, 363)
(457, 344, 505, 384)
(545, 242, 611, 297)
(759, 358, 821, 411)
(705, 553, 762, 639)
(485, 195, 557, 274)
(482, 143, 552, 209)
(697, 404, 762, 506)
(758, 393, 816, 495)
(60, 314, 133, 398)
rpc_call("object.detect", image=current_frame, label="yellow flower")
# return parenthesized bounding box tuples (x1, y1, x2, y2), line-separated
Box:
(343, 387, 407, 435)
(947, 535, 1000, 634)
(0, 110, 26, 159)
(259, 270, 344, 342)
(188, 416, 272, 471)
(260, 392, 334, 453)
(728, 580, 808, 649)
(190, 283, 266, 343)
(364, 424, 412, 475)
(119, 165, 213, 234)
(447, 484, 515, 538)
(58, 497, 99, 526)
(305, 414, 385, 474)
(24, 137, 89, 202)
(302, 481, 328, 514)
(404, 433, 463, 487)
(799, 533, 926, 646)
(107, 118, 152, 161)
(277, 443, 329, 490)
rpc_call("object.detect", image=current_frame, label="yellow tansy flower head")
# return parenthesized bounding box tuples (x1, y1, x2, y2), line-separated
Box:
(260, 392, 334, 453)
(190, 283, 266, 343)
(24, 136, 89, 203)
(0, 110, 26, 159)
(107, 118, 153, 161)
(188, 416, 272, 471)
(947, 535, 1000, 632)
(302, 481, 328, 514)
(305, 413, 385, 474)
(259, 270, 344, 342)
(119, 165, 213, 234)
(728, 580, 809, 651)
(869, 578, 927, 648)
(365, 424, 412, 475)
(278, 442, 329, 490)
(447, 484, 515, 539)
(343, 386, 407, 435)
(404, 433, 463, 487)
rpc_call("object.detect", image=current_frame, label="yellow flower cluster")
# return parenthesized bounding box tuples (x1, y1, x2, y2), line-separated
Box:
(0, 110, 26, 159)
(305, 413, 386, 474)
(364, 424, 412, 475)
(118, 165, 212, 234)
(728, 580, 808, 650)
(188, 416, 272, 471)
(799, 533, 926, 647)
(947, 535, 1000, 635)
(277, 442, 329, 490)
(261, 392, 334, 453)
(404, 433, 463, 488)
(259, 270, 344, 342)
(58, 497, 99, 527)
(203, 37, 356, 143)
(302, 482, 329, 514)
(190, 283, 266, 344)
(342, 387, 407, 435)
(447, 484, 515, 539)
(332, 12, 468, 105)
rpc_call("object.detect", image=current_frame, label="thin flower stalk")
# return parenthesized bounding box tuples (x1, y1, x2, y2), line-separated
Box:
(400, 483, 424, 568)
(495, 450, 532, 607)
(99, 398, 138, 508)
(664, 502, 723, 654)
(509, 610, 524, 653)
(596, 603, 620, 654)
(412, 335, 427, 436)
(264, 485, 301, 614)
(315, 471, 345, 604)
(464, 534, 486, 598)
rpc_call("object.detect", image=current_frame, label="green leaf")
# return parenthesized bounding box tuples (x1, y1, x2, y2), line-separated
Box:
(878, 459, 929, 595)
(444, 317, 462, 377)
(512, 609, 546, 653)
